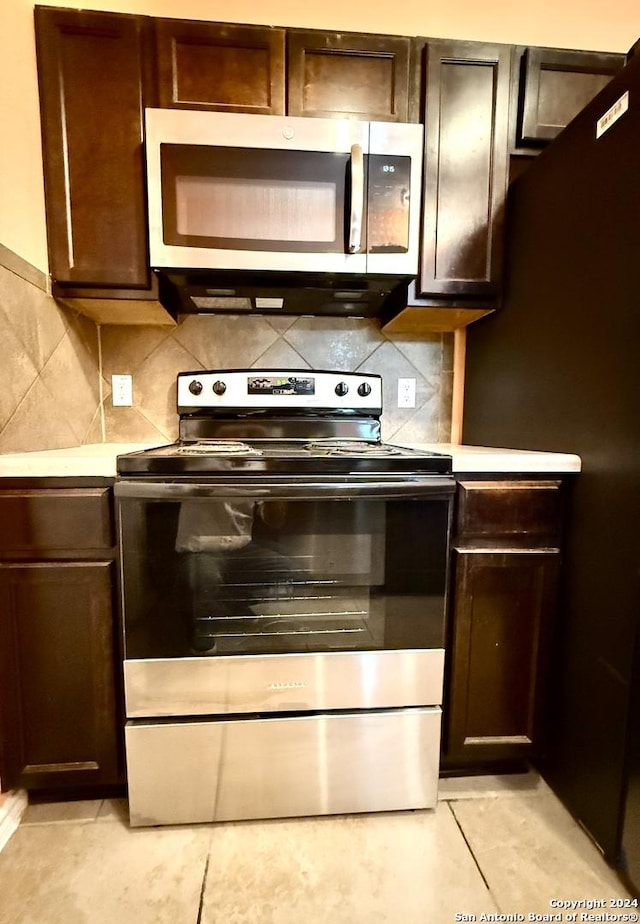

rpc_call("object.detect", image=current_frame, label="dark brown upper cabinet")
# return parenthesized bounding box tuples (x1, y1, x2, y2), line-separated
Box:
(415, 40, 512, 301)
(34, 8, 625, 329)
(153, 19, 285, 114)
(514, 46, 625, 148)
(287, 29, 414, 121)
(35, 6, 151, 291)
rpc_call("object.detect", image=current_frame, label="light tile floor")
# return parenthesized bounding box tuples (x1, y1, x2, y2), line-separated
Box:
(0, 771, 634, 924)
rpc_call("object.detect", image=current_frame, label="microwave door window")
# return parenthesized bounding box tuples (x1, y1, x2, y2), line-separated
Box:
(160, 145, 350, 254)
(175, 176, 337, 245)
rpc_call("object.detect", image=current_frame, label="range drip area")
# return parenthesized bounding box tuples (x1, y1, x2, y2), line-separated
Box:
(115, 369, 454, 827)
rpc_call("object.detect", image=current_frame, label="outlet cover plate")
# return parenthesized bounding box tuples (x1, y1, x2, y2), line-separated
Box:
(397, 378, 416, 408)
(112, 374, 133, 407)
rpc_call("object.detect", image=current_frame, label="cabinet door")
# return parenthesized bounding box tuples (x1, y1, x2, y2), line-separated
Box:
(0, 562, 120, 789)
(445, 549, 559, 763)
(35, 7, 150, 288)
(417, 41, 512, 299)
(287, 30, 413, 121)
(154, 19, 285, 114)
(516, 47, 625, 146)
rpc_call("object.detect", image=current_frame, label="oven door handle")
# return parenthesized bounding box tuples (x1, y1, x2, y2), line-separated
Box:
(115, 478, 455, 501)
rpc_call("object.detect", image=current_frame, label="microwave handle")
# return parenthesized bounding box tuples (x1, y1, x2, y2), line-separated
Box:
(348, 144, 364, 254)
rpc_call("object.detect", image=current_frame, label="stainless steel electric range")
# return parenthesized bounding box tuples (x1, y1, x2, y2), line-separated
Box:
(115, 369, 454, 827)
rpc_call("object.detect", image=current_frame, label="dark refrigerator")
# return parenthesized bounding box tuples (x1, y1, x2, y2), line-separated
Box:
(462, 47, 640, 893)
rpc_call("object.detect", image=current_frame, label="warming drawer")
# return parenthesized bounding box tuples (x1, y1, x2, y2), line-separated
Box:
(126, 706, 442, 826)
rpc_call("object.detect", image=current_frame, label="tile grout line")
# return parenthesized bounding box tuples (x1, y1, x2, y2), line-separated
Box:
(446, 801, 493, 895)
(196, 853, 211, 924)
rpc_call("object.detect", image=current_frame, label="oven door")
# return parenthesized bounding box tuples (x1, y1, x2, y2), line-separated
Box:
(115, 475, 453, 718)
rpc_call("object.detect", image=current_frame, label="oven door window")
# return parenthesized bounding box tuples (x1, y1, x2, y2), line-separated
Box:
(119, 494, 450, 659)
(159, 145, 358, 254)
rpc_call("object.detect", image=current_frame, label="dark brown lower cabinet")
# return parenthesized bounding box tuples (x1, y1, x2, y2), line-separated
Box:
(443, 477, 564, 768)
(445, 550, 559, 764)
(0, 561, 120, 790)
(0, 481, 122, 793)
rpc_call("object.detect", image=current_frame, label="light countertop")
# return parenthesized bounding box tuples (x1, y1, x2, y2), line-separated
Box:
(0, 443, 160, 478)
(0, 442, 581, 478)
(399, 443, 581, 474)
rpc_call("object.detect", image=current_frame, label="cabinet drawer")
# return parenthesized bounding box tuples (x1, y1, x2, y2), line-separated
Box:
(456, 480, 562, 543)
(0, 489, 113, 553)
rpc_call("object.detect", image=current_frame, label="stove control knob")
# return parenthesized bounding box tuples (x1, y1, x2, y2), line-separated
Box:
(212, 380, 227, 396)
(357, 382, 372, 397)
(188, 380, 203, 396)
(335, 382, 349, 397)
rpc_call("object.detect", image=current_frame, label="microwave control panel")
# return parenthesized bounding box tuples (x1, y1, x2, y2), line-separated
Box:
(367, 155, 411, 254)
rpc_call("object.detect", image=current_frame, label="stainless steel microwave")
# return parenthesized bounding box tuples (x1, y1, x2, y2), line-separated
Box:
(145, 109, 424, 277)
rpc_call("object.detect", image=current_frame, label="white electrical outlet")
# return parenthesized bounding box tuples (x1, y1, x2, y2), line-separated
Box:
(112, 374, 133, 407)
(397, 378, 416, 408)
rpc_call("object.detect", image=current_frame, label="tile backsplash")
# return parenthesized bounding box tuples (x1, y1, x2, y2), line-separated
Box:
(0, 250, 454, 452)
(0, 261, 102, 454)
(100, 314, 454, 445)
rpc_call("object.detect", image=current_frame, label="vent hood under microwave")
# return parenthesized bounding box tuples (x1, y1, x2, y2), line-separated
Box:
(145, 109, 424, 316)
(153, 269, 412, 319)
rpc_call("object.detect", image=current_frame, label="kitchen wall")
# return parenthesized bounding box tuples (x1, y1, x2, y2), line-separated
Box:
(0, 248, 102, 453)
(4, 0, 640, 277)
(2, 0, 639, 452)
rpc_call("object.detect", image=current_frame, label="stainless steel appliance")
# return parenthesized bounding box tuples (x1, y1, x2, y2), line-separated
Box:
(145, 110, 423, 318)
(116, 370, 453, 827)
